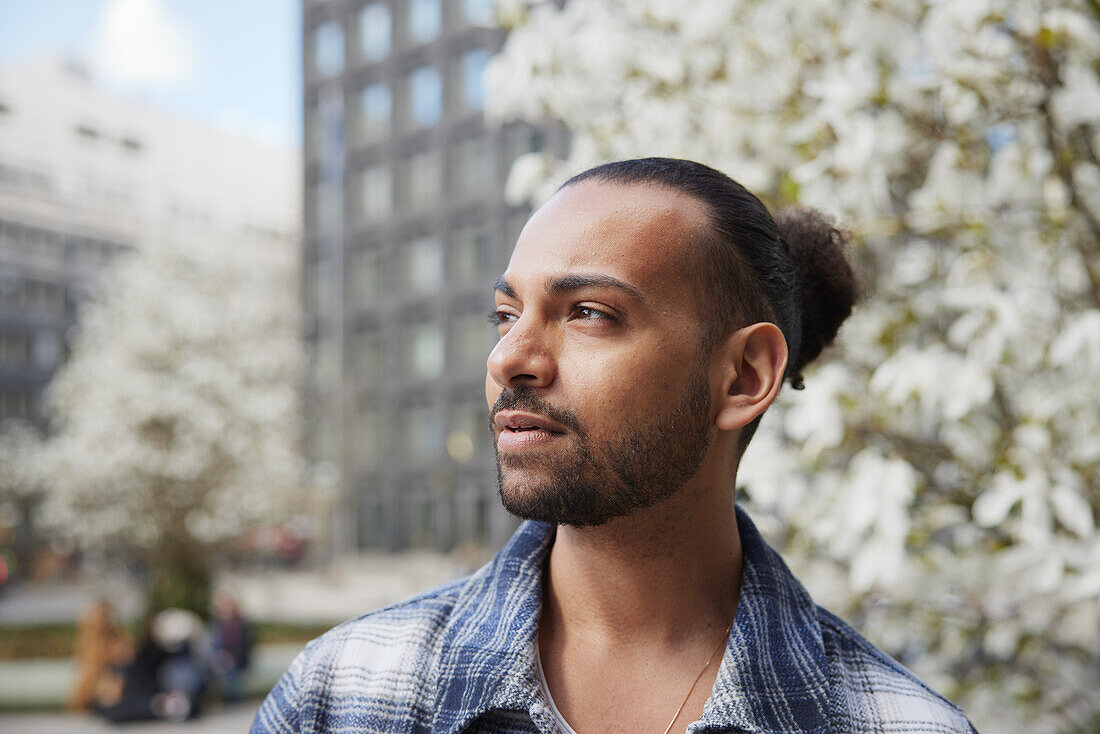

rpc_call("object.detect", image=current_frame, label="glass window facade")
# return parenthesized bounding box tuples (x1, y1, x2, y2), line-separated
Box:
(356, 83, 392, 144)
(355, 404, 387, 470)
(451, 136, 492, 199)
(408, 0, 442, 44)
(359, 3, 392, 61)
(312, 21, 345, 78)
(355, 329, 385, 384)
(356, 165, 393, 223)
(356, 490, 387, 549)
(406, 236, 444, 293)
(409, 66, 443, 127)
(410, 322, 444, 379)
(453, 312, 497, 374)
(450, 399, 491, 459)
(353, 247, 384, 303)
(404, 151, 442, 211)
(464, 0, 495, 26)
(30, 329, 60, 370)
(404, 405, 444, 463)
(461, 48, 491, 111)
(451, 224, 491, 285)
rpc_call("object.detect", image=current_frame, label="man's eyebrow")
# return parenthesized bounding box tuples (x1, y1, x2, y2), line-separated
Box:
(546, 273, 648, 303)
(493, 276, 517, 298)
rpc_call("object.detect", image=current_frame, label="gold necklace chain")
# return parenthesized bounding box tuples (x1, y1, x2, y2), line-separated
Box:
(660, 621, 733, 734)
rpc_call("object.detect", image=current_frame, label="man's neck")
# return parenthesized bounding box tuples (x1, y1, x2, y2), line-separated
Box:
(541, 476, 742, 646)
(535, 474, 743, 733)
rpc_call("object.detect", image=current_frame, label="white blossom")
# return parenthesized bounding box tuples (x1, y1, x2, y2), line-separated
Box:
(37, 231, 307, 568)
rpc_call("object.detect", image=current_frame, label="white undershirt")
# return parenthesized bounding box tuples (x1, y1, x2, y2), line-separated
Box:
(535, 645, 580, 734)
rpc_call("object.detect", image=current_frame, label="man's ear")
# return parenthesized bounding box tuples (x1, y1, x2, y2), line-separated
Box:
(712, 322, 788, 433)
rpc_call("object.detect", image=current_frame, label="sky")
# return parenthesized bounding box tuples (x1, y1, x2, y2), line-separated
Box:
(0, 0, 301, 148)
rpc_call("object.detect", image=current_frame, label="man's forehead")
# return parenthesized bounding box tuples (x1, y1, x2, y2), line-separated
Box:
(507, 180, 709, 281)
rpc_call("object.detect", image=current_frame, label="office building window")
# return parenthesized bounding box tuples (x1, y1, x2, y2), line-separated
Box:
(450, 399, 491, 460)
(404, 405, 445, 463)
(354, 330, 384, 384)
(355, 404, 387, 470)
(403, 484, 436, 548)
(460, 48, 490, 111)
(408, 0, 441, 44)
(352, 247, 384, 302)
(31, 330, 60, 370)
(409, 66, 442, 127)
(356, 490, 388, 549)
(464, 0, 495, 26)
(403, 151, 441, 212)
(312, 21, 345, 78)
(451, 224, 491, 285)
(26, 279, 64, 313)
(356, 165, 393, 223)
(405, 322, 444, 380)
(405, 236, 444, 293)
(359, 3, 391, 61)
(451, 136, 492, 199)
(356, 83, 392, 144)
(453, 312, 498, 374)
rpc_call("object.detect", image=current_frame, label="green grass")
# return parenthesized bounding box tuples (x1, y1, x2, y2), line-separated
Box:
(0, 621, 332, 660)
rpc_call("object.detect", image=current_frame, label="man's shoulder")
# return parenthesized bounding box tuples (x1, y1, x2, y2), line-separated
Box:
(299, 574, 469, 671)
(251, 577, 470, 734)
(815, 606, 976, 733)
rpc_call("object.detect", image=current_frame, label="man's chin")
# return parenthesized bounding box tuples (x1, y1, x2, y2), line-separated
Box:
(495, 471, 618, 528)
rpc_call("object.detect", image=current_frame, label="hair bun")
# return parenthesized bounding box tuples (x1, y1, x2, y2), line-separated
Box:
(775, 207, 860, 386)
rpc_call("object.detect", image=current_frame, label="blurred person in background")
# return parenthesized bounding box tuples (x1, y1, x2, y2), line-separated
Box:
(207, 592, 253, 702)
(68, 599, 133, 712)
(95, 608, 207, 723)
(254, 159, 977, 734)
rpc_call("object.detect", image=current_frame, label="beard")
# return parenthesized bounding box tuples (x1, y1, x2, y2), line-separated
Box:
(490, 370, 713, 528)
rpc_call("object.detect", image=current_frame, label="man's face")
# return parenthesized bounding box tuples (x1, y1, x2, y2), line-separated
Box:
(486, 181, 718, 527)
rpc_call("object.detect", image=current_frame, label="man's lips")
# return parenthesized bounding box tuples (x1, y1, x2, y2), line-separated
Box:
(492, 411, 567, 434)
(492, 411, 567, 449)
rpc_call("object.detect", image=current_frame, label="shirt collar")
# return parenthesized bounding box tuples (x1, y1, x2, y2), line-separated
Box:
(429, 507, 830, 734)
(429, 519, 553, 734)
(691, 506, 830, 734)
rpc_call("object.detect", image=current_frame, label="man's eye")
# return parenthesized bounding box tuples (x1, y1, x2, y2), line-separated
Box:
(487, 310, 518, 326)
(573, 306, 614, 321)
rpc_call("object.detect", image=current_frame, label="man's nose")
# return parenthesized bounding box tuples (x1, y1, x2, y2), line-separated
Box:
(486, 315, 556, 390)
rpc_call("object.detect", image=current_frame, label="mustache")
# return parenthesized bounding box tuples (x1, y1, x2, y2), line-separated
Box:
(489, 386, 585, 435)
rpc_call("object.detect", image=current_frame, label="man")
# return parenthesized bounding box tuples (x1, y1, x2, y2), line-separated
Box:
(253, 158, 977, 733)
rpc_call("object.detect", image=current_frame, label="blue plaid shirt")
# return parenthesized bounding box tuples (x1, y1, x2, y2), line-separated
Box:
(252, 507, 976, 733)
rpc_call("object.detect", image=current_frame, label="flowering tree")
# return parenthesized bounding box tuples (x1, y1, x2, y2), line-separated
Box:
(38, 232, 306, 615)
(0, 419, 45, 580)
(487, 1, 1100, 730)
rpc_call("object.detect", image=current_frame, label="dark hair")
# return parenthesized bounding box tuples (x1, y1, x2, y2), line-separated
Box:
(561, 157, 859, 447)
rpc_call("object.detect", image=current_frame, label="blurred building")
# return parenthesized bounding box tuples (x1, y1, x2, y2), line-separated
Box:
(0, 57, 300, 430)
(302, 0, 561, 553)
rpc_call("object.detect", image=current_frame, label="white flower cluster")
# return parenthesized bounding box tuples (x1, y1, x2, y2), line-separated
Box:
(488, 0, 1100, 730)
(0, 419, 44, 530)
(35, 231, 306, 562)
